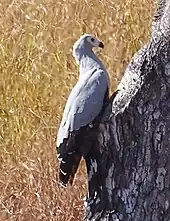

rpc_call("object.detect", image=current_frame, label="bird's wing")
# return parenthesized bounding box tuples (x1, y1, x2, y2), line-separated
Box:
(57, 68, 109, 147)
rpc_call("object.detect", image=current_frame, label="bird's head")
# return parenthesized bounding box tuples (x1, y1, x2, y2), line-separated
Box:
(73, 34, 104, 64)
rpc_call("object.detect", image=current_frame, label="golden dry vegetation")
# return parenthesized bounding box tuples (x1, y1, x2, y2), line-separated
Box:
(0, 0, 155, 220)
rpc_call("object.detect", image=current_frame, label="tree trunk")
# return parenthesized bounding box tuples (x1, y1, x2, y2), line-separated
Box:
(84, 1, 170, 220)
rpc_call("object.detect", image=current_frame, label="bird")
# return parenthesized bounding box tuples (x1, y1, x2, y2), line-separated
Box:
(56, 34, 110, 186)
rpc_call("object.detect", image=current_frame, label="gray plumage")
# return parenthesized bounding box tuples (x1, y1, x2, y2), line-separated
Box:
(56, 34, 110, 185)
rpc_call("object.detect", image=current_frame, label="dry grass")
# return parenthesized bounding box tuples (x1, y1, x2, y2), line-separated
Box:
(0, 0, 155, 220)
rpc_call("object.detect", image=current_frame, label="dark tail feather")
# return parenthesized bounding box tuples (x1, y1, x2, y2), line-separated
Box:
(57, 134, 82, 186)
(59, 152, 82, 185)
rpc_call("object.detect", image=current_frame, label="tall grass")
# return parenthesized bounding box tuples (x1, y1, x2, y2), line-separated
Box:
(0, 0, 155, 220)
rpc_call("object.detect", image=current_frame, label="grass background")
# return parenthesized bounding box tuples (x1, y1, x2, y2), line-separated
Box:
(0, 0, 155, 220)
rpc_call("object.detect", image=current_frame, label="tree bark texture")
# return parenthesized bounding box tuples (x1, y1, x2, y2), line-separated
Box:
(84, 1, 170, 220)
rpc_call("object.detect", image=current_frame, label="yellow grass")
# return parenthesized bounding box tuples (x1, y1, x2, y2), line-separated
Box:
(0, 0, 155, 220)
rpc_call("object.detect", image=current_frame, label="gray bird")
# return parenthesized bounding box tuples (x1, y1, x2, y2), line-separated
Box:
(57, 34, 110, 186)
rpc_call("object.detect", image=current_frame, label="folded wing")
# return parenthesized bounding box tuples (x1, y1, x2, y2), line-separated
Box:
(57, 68, 109, 146)
(57, 68, 109, 185)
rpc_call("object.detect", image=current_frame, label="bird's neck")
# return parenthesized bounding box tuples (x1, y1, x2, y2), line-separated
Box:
(79, 52, 105, 75)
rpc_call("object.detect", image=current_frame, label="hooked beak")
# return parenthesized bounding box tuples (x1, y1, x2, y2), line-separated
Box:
(98, 41, 104, 49)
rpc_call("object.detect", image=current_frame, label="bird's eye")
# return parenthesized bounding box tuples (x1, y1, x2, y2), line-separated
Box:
(91, 38, 95, 42)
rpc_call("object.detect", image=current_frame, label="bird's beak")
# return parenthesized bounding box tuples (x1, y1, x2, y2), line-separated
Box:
(98, 41, 104, 49)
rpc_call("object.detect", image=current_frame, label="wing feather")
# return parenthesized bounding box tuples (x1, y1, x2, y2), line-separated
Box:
(57, 68, 109, 147)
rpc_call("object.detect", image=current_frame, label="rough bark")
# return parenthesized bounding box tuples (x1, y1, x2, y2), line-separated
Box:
(84, 0, 170, 220)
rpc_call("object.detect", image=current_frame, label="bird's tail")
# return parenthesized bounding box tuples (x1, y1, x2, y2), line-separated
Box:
(57, 134, 82, 186)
